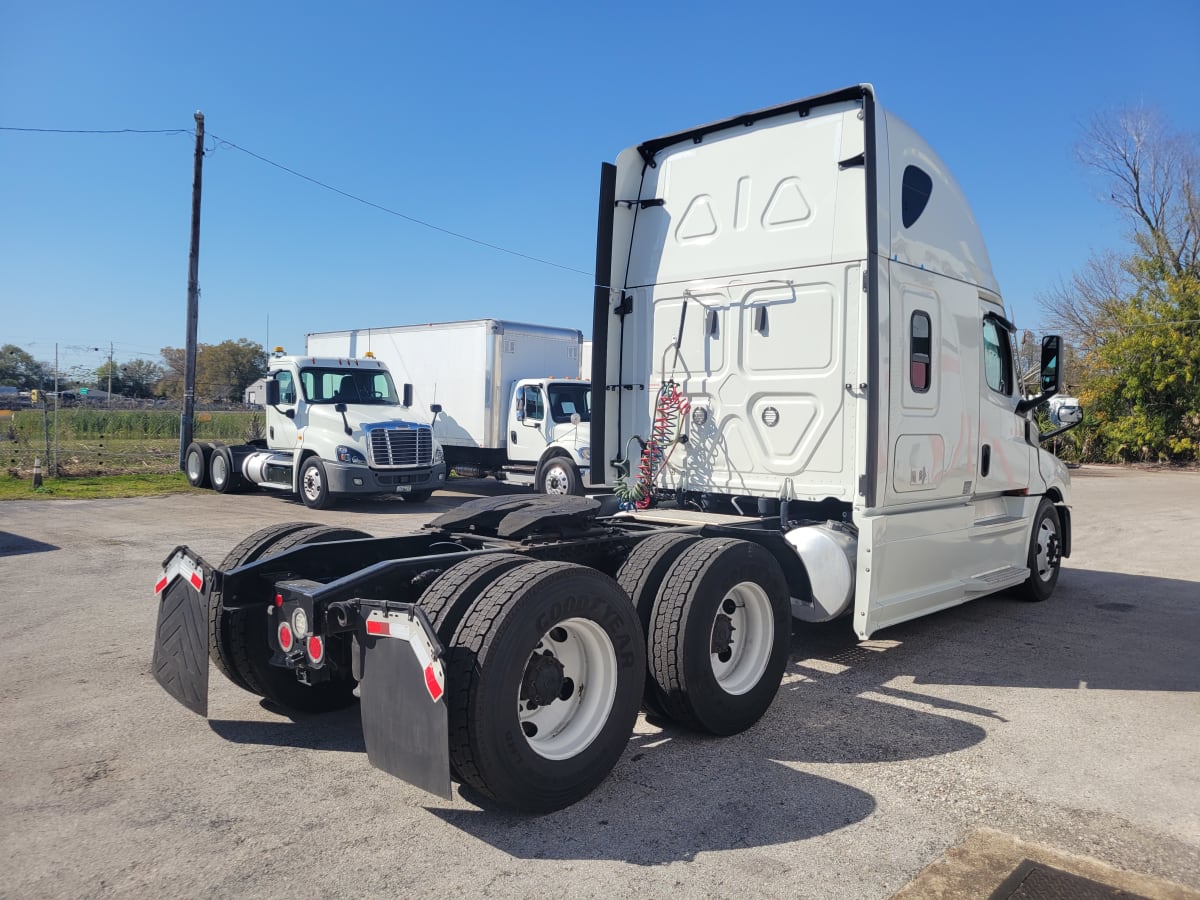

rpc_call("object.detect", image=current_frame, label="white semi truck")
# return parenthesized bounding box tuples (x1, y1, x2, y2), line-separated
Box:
(153, 85, 1081, 814)
(306, 320, 592, 495)
(183, 350, 447, 508)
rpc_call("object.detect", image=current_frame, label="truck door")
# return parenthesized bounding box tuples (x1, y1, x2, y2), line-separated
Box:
(507, 384, 547, 463)
(267, 368, 300, 450)
(975, 308, 1034, 496)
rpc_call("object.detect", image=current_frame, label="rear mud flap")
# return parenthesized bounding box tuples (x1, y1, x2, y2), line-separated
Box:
(152, 548, 212, 716)
(356, 607, 451, 800)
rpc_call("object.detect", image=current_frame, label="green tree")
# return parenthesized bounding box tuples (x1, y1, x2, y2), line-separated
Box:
(0, 344, 49, 389)
(158, 339, 267, 402)
(1039, 106, 1199, 461)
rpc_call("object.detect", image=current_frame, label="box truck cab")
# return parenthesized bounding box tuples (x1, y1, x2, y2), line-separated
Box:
(498, 375, 590, 493)
(183, 350, 447, 508)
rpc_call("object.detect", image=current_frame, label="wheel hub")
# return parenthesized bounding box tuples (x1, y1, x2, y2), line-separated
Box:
(711, 612, 735, 659)
(521, 650, 567, 707)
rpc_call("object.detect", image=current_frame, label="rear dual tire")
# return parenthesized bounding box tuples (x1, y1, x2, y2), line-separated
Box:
(435, 559, 645, 813)
(647, 538, 791, 735)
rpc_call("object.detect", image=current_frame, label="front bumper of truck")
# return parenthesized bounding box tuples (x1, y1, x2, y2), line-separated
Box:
(323, 460, 448, 496)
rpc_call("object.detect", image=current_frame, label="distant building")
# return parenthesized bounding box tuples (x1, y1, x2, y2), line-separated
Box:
(244, 378, 267, 406)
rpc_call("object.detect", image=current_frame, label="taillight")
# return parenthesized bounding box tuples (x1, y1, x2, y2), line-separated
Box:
(277, 621, 294, 652)
(306, 635, 324, 664)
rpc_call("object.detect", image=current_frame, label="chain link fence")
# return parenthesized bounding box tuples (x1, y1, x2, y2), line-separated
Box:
(1, 403, 263, 477)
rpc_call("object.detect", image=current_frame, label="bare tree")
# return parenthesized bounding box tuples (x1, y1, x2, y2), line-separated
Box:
(1076, 106, 1199, 278)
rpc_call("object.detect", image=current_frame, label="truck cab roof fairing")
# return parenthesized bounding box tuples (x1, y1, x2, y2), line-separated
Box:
(880, 111, 999, 295)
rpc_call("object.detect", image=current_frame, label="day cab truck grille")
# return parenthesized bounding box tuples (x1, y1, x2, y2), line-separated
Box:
(368, 427, 432, 468)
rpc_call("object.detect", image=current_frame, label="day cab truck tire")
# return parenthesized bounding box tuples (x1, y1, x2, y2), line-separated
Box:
(299, 457, 334, 510)
(184, 441, 213, 489)
(209, 445, 247, 494)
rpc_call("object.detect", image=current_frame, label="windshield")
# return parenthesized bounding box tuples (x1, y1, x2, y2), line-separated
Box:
(299, 367, 400, 405)
(547, 383, 590, 424)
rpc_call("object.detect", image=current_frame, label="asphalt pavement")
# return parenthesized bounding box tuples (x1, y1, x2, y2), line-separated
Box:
(1, 469, 1197, 898)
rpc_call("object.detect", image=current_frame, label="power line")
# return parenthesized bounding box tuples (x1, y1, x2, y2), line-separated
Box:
(1, 121, 594, 277)
(206, 132, 592, 276)
(0, 126, 191, 135)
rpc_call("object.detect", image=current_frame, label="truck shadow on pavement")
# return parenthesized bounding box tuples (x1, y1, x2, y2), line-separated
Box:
(202, 566, 1196, 863)
(0, 531, 60, 557)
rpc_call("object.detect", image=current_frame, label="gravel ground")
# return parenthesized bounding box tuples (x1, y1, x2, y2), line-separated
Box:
(1, 467, 1197, 899)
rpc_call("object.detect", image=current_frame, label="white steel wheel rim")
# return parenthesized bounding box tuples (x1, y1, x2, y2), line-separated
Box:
(302, 466, 322, 501)
(1035, 518, 1058, 582)
(710, 582, 774, 695)
(212, 454, 227, 486)
(186, 450, 203, 481)
(518, 617, 618, 761)
(543, 463, 570, 495)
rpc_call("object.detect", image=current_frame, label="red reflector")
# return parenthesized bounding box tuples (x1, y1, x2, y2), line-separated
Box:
(274, 593, 284, 607)
(154, 577, 168, 595)
(365, 619, 389, 636)
(278, 622, 293, 652)
(424, 665, 443, 702)
(306, 635, 324, 663)
(189, 571, 203, 590)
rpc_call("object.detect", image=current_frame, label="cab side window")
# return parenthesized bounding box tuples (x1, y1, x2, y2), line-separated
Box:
(276, 371, 297, 404)
(982, 318, 1013, 396)
(517, 386, 544, 421)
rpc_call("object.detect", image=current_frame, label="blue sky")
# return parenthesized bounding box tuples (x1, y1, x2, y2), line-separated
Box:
(3, 0, 1198, 376)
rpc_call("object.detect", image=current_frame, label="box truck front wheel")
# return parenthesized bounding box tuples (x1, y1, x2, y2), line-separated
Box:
(222, 525, 371, 712)
(445, 561, 645, 813)
(1018, 498, 1063, 602)
(538, 456, 582, 496)
(649, 538, 790, 735)
(184, 441, 213, 489)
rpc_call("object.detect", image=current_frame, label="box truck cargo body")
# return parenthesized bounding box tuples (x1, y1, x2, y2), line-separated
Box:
(306, 320, 591, 493)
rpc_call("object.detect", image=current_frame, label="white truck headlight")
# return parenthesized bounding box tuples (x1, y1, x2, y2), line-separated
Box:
(433, 442, 445, 465)
(336, 445, 367, 464)
(578, 446, 590, 462)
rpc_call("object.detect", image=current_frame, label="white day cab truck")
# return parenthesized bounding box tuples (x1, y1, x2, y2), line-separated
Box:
(306, 320, 592, 495)
(182, 350, 447, 508)
(153, 85, 1082, 813)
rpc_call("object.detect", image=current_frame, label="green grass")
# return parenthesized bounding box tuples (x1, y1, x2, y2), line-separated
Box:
(0, 472, 194, 500)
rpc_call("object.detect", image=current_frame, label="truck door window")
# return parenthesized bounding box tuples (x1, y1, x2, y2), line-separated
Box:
(275, 371, 296, 405)
(910, 311, 932, 392)
(982, 318, 1013, 396)
(522, 386, 544, 421)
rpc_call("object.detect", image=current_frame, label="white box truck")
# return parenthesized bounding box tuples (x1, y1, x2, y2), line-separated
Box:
(154, 85, 1081, 814)
(306, 320, 592, 494)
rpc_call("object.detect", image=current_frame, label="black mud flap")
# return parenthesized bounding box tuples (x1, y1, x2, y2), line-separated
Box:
(151, 547, 212, 717)
(356, 605, 451, 800)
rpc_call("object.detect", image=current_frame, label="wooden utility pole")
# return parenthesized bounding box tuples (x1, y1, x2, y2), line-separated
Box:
(179, 111, 204, 469)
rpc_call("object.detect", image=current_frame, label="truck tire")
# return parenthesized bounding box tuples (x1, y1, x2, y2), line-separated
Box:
(1017, 498, 1062, 602)
(537, 455, 582, 496)
(227, 525, 372, 712)
(614, 533, 701, 715)
(184, 441, 212, 489)
(649, 538, 790, 735)
(299, 457, 334, 509)
(420, 554, 534, 644)
(209, 445, 246, 494)
(445, 561, 644, 813)
(208, 521, 321, 691)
